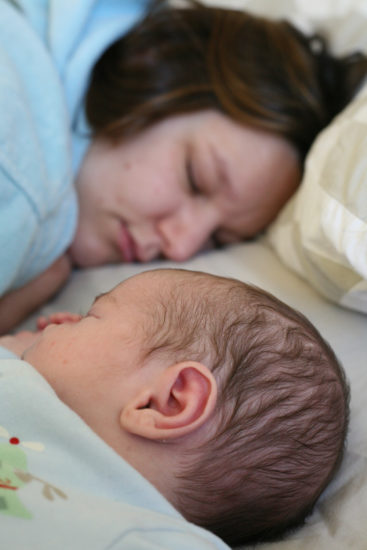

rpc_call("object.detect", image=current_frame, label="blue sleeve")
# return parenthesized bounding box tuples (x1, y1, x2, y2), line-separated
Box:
(0, 0, 148, 294)
(13, 0, 151, 174)
(0, 0, 77, 293)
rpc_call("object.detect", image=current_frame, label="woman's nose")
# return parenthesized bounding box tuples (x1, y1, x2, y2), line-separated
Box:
(156, 206, 219, 262)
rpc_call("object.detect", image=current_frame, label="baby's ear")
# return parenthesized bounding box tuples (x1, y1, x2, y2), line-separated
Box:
(120, 361, 217, 440)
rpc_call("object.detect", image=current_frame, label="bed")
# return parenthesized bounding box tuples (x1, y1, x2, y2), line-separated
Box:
(18, 1, 367, 548)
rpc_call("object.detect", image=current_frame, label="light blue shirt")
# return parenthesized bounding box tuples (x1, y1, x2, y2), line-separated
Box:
(0, 0, 148, 294)
(0, 346, 230, 549)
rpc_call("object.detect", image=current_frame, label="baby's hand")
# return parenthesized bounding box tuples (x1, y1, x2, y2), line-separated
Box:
(37, 312, 82, 330)
(0, 331, 40, 357)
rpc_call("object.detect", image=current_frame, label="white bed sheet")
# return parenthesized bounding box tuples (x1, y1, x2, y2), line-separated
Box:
(19, 239, 367, 549)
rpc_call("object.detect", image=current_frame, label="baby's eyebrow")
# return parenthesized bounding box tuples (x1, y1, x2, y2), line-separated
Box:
(91, 291, 109, 307)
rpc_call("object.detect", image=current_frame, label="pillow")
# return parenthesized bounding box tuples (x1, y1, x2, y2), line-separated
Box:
(203, 0, 367, 313)
(267, 82, 367, 314)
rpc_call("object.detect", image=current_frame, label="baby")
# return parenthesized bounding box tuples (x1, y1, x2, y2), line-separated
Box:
(0, 268, 349, 548)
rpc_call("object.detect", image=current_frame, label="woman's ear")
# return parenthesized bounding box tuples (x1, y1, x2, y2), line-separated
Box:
(120, 361, 217, 440)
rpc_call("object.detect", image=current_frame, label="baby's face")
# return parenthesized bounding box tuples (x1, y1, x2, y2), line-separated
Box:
(23, 271, 168, 431)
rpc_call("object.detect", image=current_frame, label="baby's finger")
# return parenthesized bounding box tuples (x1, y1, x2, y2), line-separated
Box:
(37, 312, 82, 330)
(36, 316, 49, 330)
(47, 312, 80, 324)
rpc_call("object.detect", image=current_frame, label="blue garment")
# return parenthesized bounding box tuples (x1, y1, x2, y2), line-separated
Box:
(16, 0, 150, 174)
(0, 346, 230, 550)
(0, 0, 148, 294)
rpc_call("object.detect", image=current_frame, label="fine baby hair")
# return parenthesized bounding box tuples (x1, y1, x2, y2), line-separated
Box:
(140, 270, 349, 547)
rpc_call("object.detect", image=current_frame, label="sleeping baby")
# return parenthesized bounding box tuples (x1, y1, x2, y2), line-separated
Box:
(0, 268, 349, 549)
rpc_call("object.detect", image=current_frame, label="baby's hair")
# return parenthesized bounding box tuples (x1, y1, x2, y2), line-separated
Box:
(141, 269, 349, 546)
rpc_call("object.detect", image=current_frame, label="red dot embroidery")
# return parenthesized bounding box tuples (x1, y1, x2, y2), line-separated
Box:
(9, 437, 20, 445)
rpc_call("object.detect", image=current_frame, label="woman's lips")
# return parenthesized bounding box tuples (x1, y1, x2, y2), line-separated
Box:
(118, 223, 136, 262)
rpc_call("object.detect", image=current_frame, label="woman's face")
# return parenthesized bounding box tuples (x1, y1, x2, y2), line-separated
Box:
(69, 110, 300, 266)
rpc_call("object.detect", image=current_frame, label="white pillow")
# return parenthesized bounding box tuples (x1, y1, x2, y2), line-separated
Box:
(200, 0, 367, 52)
(267, 83, 367, 314)
(201, 0, 367, 313)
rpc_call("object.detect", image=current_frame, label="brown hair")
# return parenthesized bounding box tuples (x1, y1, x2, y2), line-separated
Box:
(141, 269, 349, 546)
(85, 0, 367, 159)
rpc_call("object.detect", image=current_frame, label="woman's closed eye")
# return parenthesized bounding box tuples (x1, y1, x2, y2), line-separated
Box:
(214, 228, 243, 245)
(186, 157, 200, 195)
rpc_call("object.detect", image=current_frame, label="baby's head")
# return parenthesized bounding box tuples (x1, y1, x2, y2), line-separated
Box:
(132, 269, 348, 545)
(24, 268, 349, 546)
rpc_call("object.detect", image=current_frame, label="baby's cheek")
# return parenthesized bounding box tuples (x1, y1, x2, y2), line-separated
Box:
(23, 335, 59, 376)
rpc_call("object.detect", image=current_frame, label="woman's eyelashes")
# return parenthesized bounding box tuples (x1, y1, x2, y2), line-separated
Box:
(186, 157, 200, 195)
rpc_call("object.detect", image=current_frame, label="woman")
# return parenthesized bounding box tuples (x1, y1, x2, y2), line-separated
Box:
(1, 0, 366, 332)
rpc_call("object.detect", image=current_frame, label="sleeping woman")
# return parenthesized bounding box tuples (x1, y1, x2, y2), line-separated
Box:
(1, 0, 366, 333)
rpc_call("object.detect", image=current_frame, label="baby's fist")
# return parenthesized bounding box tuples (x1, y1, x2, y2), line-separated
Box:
(37, 312, 82, 330)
